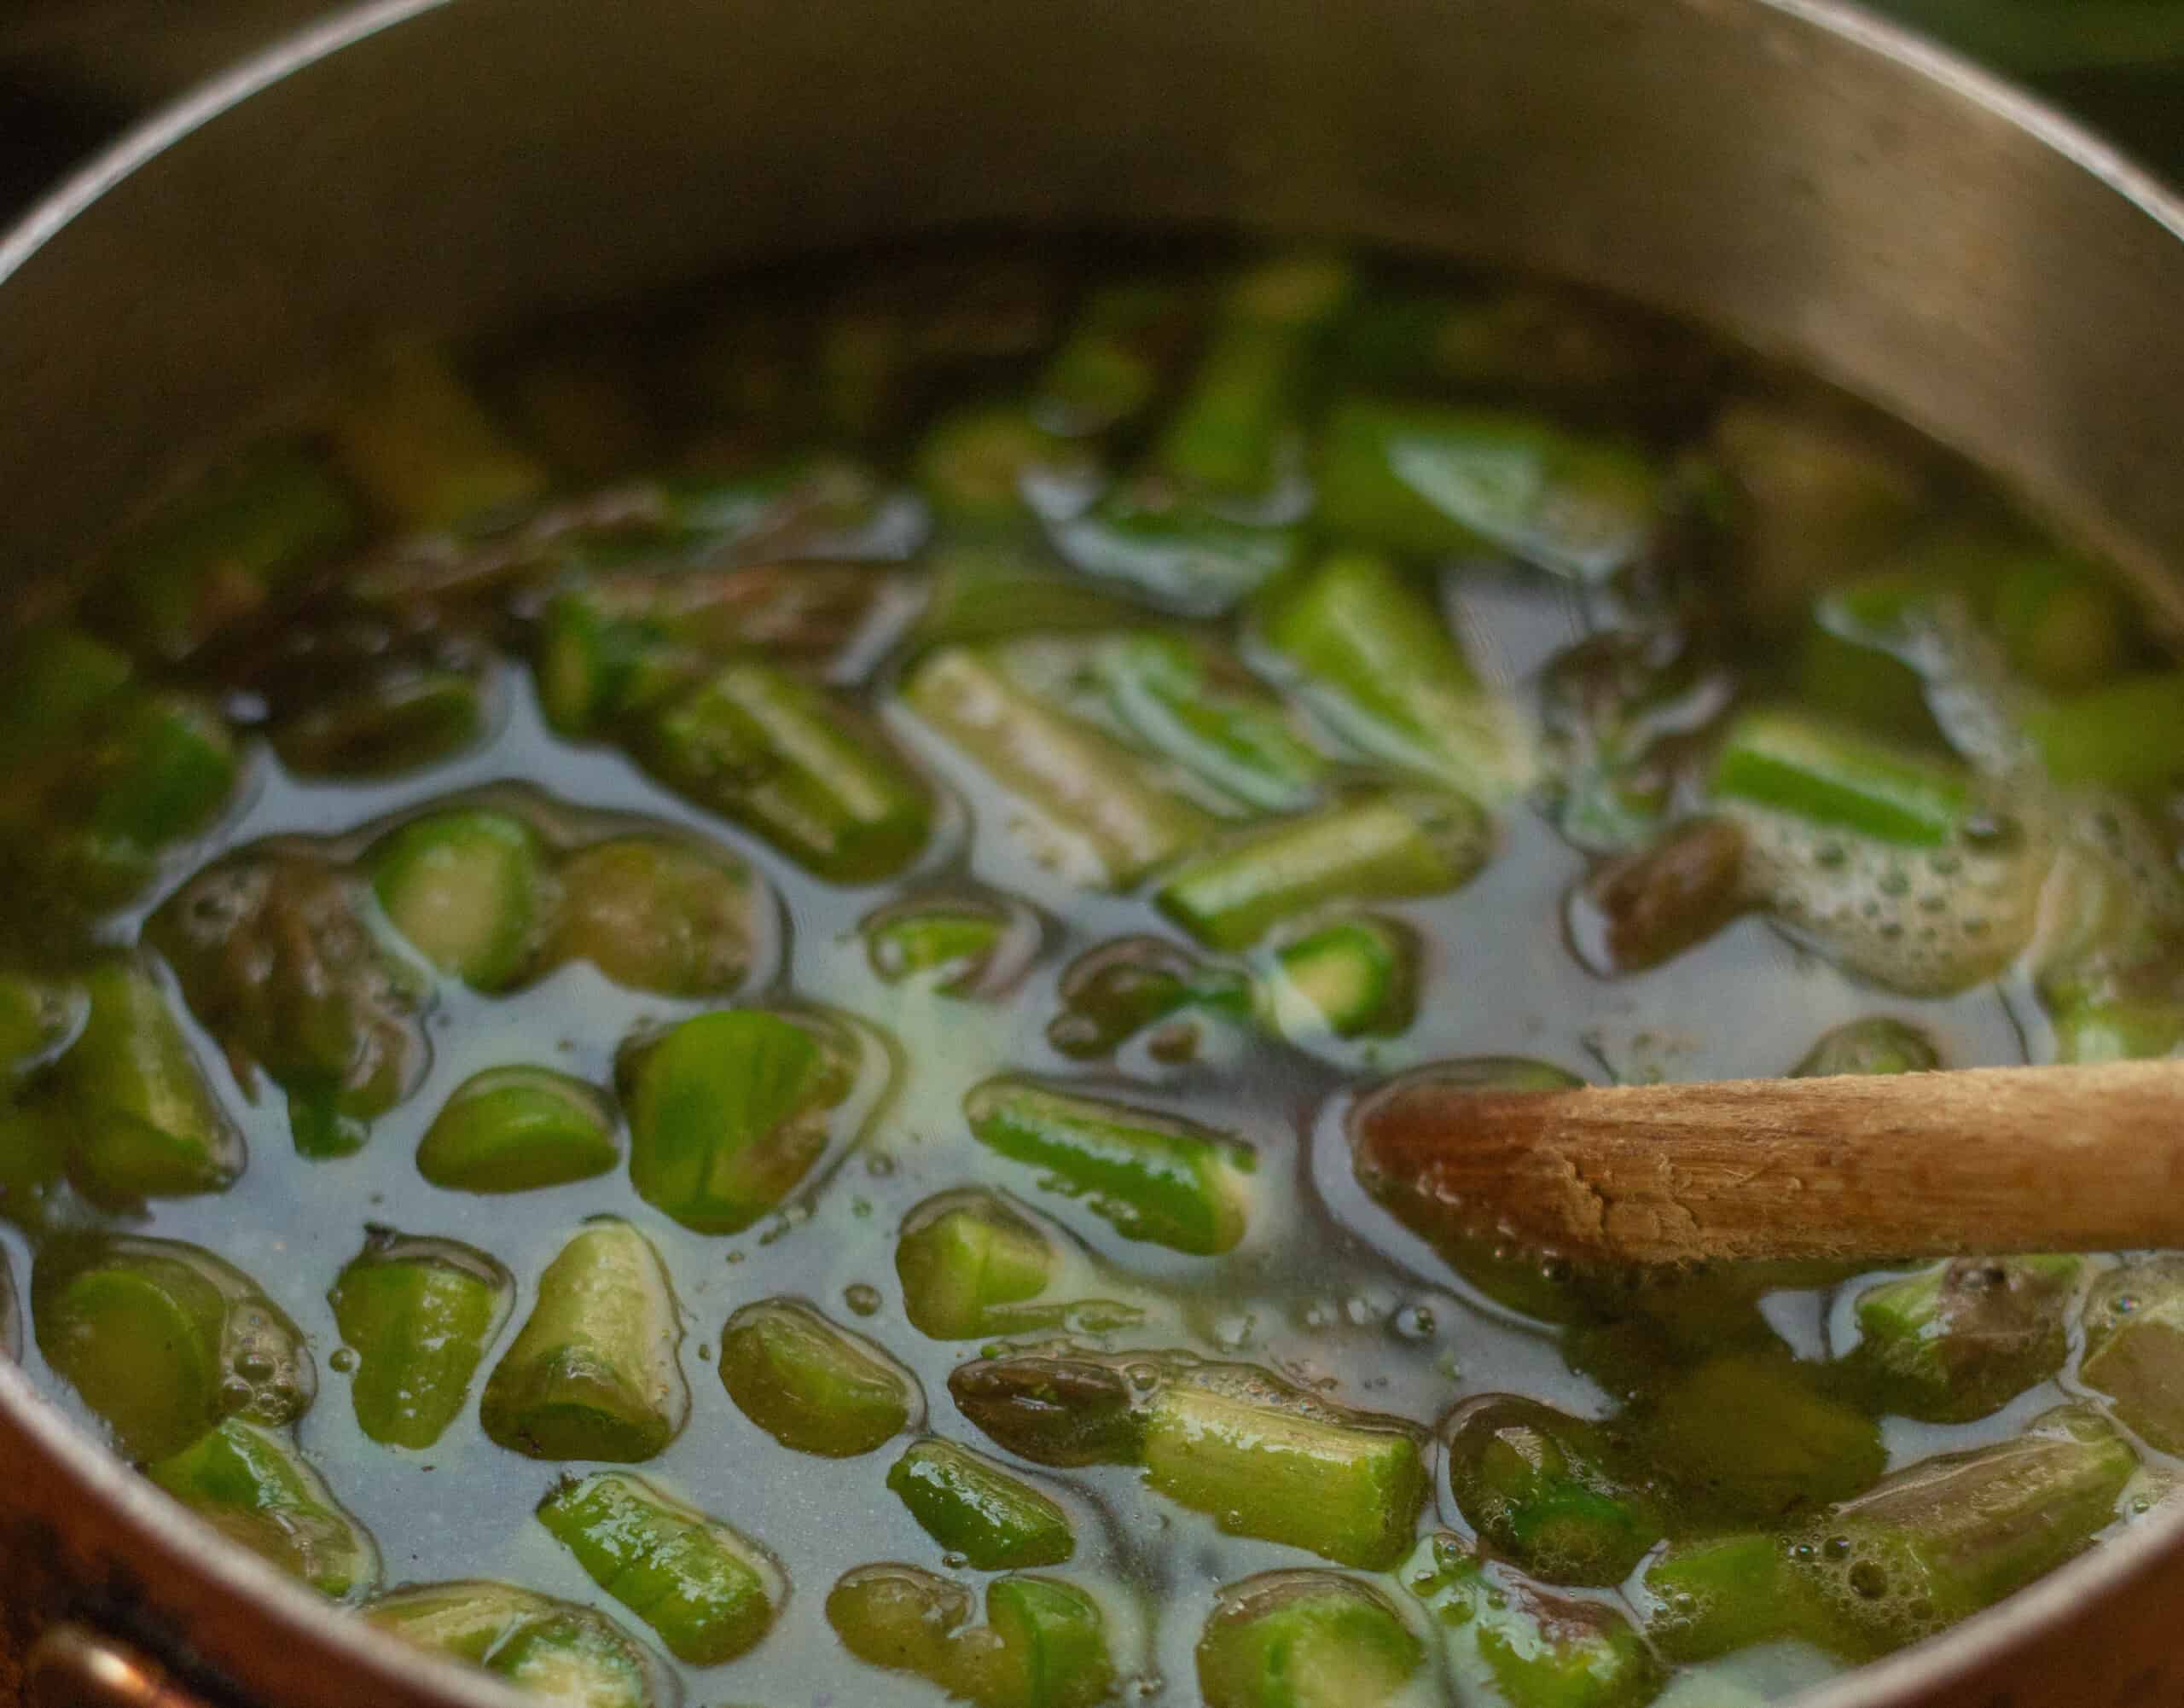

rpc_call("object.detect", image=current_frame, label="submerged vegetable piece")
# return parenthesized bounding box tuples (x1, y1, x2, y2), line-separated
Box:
(828, 1564, 1116, 1708)
(33, 1235, 314, 1461)
(915, 404, 1087, 524)
(1268, 915, 1420, 1043)
(1258, 550, 1529, 799)
(948, 1349, 1150, 1468)
(418, 1067, 619, 1194)
(1405, 1535, 1664, 1708)
(328, 1230, 514, 1449)
(540, 836, 761, 998)
(1318, 399, 1661, 581)
(370, 808, 548, 991)
(147, 1419, 380, 1601)
(364, 1580, 663, 1708)
(1053, 486, 1307, 618)
(622, 1008, 861, 1234)
(1157, 788, 1488, 951)
(1710, 708, 1971, 848)
(325, 340, 549, 530)
(1640, 1531, 1848, 1664)
(966, 1078, 1256, 1256)
(1849, 1256, 2078, 1423)
(1044, 935, 1254, 1062)
(537, 1471, 784, 1665)
(863, 888, 1041, 999)
(1792, 1018, 1942, 1078)
(888, 1438, 1077, 1568)
(640, 660, 934, 883)
(480, 1219, 688, 1462)
(1035, 279, 1193, 435)
(2024, 672, 2184, 792)
(895, 1190, 1057, 1339)
(1579, 819, 1748, 975)
(1090, 630, 1327, 812)
(2079, 1258, 2184, 1453)
(718, 1298, 919, 1456)
(1443, 1395, 1664, 1586)
(1196, 1571, 1423, 1708)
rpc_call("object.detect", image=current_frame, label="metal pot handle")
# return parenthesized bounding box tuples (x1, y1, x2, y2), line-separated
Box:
(25, 1626, 222, 1708)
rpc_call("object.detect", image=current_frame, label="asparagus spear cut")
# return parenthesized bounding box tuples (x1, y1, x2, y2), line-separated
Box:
(370, 808, 549, 992)
(717, 1297, 919, 1456)
(417, 1067, 619, 1194)
(540, 836, 759, 998)
(1196, 1571, 1423, 1708)
(1443, 1393, 1664, 1586)
(364, 1581, 664, 1708)
(147, 1419, 380, 1601)
(328, 1231, 513, 1449)
(887, 1438, 1077, 1568)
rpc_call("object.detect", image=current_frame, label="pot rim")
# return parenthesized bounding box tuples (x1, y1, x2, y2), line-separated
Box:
(3, 3, 2181, 1705)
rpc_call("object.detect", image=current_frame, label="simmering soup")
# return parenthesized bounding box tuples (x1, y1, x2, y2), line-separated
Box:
(4, 234, 2182, 1708)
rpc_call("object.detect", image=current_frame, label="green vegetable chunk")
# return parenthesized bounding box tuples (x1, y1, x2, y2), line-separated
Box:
(328, 1230, 513, 1449)
(1196, 1571, 1423, 1708)
(1640, 1532, 1845, 1664)
(33, 1235, 314, 1461)
(480, 1219, 688, 1461)
(965, 1078, 1256, 1256)
(1141, 1377, 1428, 1569)
(1850, 1255, 2080, 1423)
(1036, 280, 1190, 435)
(862, 890, 1037, 999)
(540, 836, 759, 997)
(326, 341, 549, 530)
(1054, 490, 1305, 618)
(1258, 550, 1529, 798)
(147, 1419, 380, 1601)
(1444, 1394, 1664, 1586)
(1405, 1535, 1664, 1708)
(364, 1581, 663, 1708)
(1156, 788, 1488, 951)
(915, 404, 1085, 524)
(2024, 672, 2184, 792)
(1090, 631, 1326, 812)
(896, 1190, 1057, 1339)
(827, 1564, 1115, 1708)
(888, 1438, 1076, 1568)
(622, 1008, 858, 1235)
(273, 666, 486, 779)
(1792, 1017, 1943, 1078)
(1710, 708, 1971, 848)
(1318, 399, 1661, 581)
(370, 808, 547, 991)
(1582, 818, 1749, 973)
(417, 1067, 619, 1193)
(2079, 1257, 2184, 1453)
(718, 1297, 919, 1456)
(537, 1471, 784, 1665)
(1045, 935, 1254, 1061)
(948, 1351, 1148, 1468)
(1269, 915, 1419, 1042)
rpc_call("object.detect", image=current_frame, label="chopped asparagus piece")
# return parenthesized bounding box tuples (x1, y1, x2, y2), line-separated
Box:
(1318, 399, 1661, 581)
(1850, 1256, 2079, 1423)
(1196, 1571, 1422, 1708)
(828, 1565, 1115, 1708)
(1405, 1534, 1664, 1708)
(1053, 488, 1306, 617)
(328, 1231, 514, 1449)
(2079, 1258, 2184, 1453)
(1045, 935, 1254, 1060)
(2024, 673, 2184, 792)
(364, 1581, 662, 1708)
(0, 1102, 70, 1229)
(1091, 631, 1326, 812)
(272, 665, 486, 779)
(534, 584, 704, 738)
(986, 1575, 1115, 1708)
(540, 836, 758, 998)
(2050, 998, 2184, 1065)
(915, 404, 1087, 524)
(1640, 1531, 1846, 1664)
(914, 543, 1146, 651)
(370, 808, 547, 991)
(717, 1298, 919, 1456)
(480, 1219, 688, 1461)
(147, 1419, 380, 1601)
(965, 1078, 1255, 1256)
(895, 1190, 1057, 1339)
(862, 890, 1039, 999)
(1257, 550, 1528, 798)
(888, 1438, 1077, 1568)
(949, 1350, 1150, 1467)
(1142, 1378, 1429, 1568)
(33, 1236, 314, 1461)
(622, 1008, 855, 1235)
(1270, 915, 1420, 1041)
(1581, 819, 1749, 973)
(1157, 788, 1488, 951)
(0, 625, 133, 755)
(1035, 281, 1191, 435)
(325, 341, 549, 530)
(1792, 1018, 1942, 1078)
(1444, 1394, 1664, 1586)
(642, 661, 933, 883)
(417, 1067, 619, 1194)
(537, 1471, 784, 1665)
(906, 644, 1215, 888)
(1710, 707, 1972, 847)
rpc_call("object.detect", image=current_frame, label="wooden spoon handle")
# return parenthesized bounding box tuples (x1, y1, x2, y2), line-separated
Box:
(1350, 1058, 2184, 1266)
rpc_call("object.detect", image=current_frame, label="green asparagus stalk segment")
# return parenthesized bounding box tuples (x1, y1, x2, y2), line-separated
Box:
(1710, 707, 1972, 847)
(622, 1008, 859, 1234)
(101, 441, 359, 660)
(1269, 915, 1419, 1042)
(33, 1236, 315, 1461)
(862, 890, 1040, 999)
(0, 1103, 70, 1229)
(369, 809, 548, 991)
(537, 1472, 784, 1665)
(658, 456, 927, 563)
(1156, 788, 1488, 951)
(986, 1575, 1115, 1708)
(913, 543, 1146, 651)
(364, 1581, 663, 1708)
(271, 665, 485, 778)
(325, 340, 549, 531)
(147, 1419, 380, 1601)
(55, 960, 243, 1208)
(965, 1078, 1256, 1257)
(1053, 488, 1306, 617)
(1258, 550, 1529, 798)
(906, 644, 1216, 888)
(1640, 1531, 1845, 1664)
(1792, 1017, 1943, 1078)
(888, 1438, 1077, 1568)
(895, 1190, 1057, 1339)
(534, 584, 701, 740)
(717, 1298, 919, 1457)
(828, 1565, 1114, 1708)
(539, 836, 759, 998)
(1443, 1395, 1664, 1587)
(417, 1067, 619, 1194)
(1581, 819, 1749, 974)
(2050, 998, 2184, 1065)
(1196, 1571, 1423, 1708)
(2079, 1257, 2184, 1454)
(1404, 1534, 1664, 1708)
(1035, 280, 1192, 435)
(1141, 1377, 1430, 1569)
(2024, 672, 2184, 792)
(1090, 631, 1326, 812)
(948, 1350, 1149, 1467)
(1045, 936, 1254, 1060)
(328, 1231, 514, 1449)
(480, 1219, 688, 1462)
(641, 661, 933, 883)
(915, 404, 1089, 524)
(0, 625, 133, 754)
(1848, 1256, 2078, 1423)
(1157, 253, 1353, 496)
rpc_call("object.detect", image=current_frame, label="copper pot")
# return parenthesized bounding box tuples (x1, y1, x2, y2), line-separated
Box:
(3, 2, 2182, 1705)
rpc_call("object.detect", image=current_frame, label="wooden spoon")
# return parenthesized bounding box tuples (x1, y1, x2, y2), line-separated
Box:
(1350, 1058, 2184, 1267)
